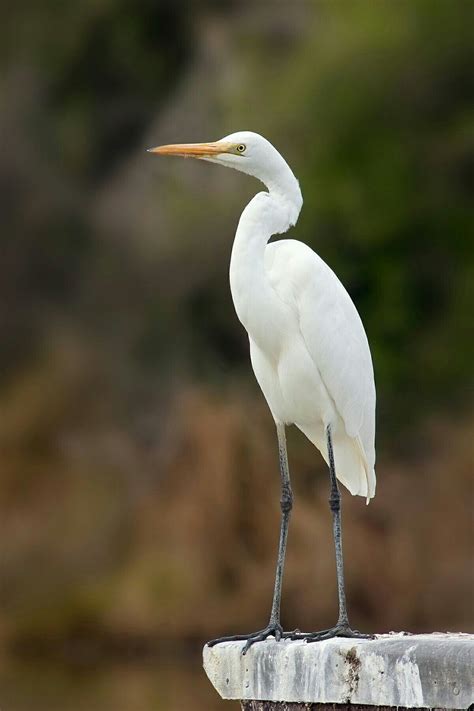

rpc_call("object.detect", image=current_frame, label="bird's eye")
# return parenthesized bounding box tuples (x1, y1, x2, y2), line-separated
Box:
(236, 144, 246, 153)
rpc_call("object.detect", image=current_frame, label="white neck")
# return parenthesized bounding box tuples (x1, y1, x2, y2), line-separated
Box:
(229, 160, 303, 341)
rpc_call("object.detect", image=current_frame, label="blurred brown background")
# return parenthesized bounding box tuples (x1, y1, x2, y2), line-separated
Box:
(1, 1, 473, 709)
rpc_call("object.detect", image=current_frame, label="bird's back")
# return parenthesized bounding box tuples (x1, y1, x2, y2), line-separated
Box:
(264, 239, 376, 499)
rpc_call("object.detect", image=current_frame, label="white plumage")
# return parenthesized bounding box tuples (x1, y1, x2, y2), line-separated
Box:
(149, 130, 377, 649)
(256, 239, 375, 499)
(223, 132, 376, 501)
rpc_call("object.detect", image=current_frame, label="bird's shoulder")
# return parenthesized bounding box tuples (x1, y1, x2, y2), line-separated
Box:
(264, 239, 350, 307)
(265, 238, 323, 272)
(264, 239, 329, 292)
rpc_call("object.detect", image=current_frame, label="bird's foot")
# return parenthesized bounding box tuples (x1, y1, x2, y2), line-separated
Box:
(207, 621, 285, 655)
(286, 622, 374, 642)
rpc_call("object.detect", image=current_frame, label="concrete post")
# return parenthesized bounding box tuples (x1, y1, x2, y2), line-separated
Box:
(203, 633, 473, 709)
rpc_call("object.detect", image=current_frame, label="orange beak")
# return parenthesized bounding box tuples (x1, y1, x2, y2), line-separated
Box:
(147, 141, 232, 158)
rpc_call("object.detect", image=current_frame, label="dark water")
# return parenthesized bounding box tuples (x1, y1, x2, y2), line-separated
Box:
(0, 657, 235, 711)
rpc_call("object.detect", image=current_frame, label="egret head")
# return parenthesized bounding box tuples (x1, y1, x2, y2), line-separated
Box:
(148, 131, 296, 191)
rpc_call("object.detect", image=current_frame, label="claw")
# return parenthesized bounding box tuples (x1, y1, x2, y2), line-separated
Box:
(207, 622, 284, 654)
(287, 624, 374, 643)
(286, 627, 331, 640)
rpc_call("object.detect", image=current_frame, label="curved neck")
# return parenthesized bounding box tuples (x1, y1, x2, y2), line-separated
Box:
(264, 162, 303, 233)
(234, 159, 302, 255)
(229, 163, 302, 335)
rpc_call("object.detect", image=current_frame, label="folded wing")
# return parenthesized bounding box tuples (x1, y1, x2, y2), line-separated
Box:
(265, 239, 376, 499)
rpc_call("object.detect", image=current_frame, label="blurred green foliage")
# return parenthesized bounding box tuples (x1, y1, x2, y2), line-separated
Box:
(2, 0, 472, 426)
(289, 1, 473, 424)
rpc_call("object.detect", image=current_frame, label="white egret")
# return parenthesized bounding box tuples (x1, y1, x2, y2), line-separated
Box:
(148, 131, 376, 653)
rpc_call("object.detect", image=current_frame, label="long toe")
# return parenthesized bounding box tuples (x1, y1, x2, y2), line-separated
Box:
(284, 628, 331, 640)
(282, 625, 374, 643)
(207, 632, 256, 647)
(305, 624, 374, 643)
(242, 623, 283, 655)
(207, 623, 284, 654)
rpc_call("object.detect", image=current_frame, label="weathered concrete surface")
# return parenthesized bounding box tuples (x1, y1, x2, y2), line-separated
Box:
(239, 706, 452, 711)
(203, 633, 473, 708)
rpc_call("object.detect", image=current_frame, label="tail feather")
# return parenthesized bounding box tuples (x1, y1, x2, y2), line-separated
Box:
(356, 435, 376, 502)
(297, 423, 376, 501)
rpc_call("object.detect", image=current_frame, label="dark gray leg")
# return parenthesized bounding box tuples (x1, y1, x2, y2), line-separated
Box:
(268, 422, 293, 626)
(288, 425, 373, 642)
(207, 423, 293, 654)
(327, 423, 349, 627)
